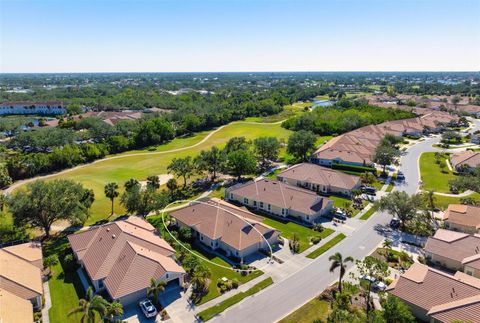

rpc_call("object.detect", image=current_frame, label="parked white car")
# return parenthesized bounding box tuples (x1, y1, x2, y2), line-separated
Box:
(139, 299, 158, 318)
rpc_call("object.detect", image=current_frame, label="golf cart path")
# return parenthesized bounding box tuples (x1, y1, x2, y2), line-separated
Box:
(2, 119, 286, 194)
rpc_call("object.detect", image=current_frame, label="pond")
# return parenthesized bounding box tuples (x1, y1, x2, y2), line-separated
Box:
(312, 99, 335, 108)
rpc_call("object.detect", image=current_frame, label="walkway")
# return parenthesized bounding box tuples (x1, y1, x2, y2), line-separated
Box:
(41, 280, 52, 323)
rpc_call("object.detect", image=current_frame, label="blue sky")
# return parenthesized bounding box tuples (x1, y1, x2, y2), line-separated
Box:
(1, 0, 479, 72)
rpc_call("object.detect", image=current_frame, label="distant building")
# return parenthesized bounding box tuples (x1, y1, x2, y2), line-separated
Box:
(68, 217, 185, 305)
(277, 163, 361, 197)
(170, 198, 280, 263)
(387, 263, 480, 323)
(444, 204, 480, 234)
(424, 229, 480, 278)
(0, 101, 65, 115)
(226, 179, 333, 224)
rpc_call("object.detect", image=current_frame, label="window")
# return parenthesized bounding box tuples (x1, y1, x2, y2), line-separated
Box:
(230, 193, 234, 199)
(281, 208, 285, 215)
(267, 204, 271, 211)
(98, 280, 104, 289)
(244, 198, 249, 204)
(253, 201, 257, 207)
(200, 235, 204, 241)
(166, 273, 169, 279)
(260, 202, 264, 208)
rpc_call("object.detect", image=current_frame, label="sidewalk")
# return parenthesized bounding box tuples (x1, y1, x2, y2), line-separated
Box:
(41, 280, 52, 323)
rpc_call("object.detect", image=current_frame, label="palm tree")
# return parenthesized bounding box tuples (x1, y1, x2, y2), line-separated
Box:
(104, 301, 123, 322)
(124, 178, 139, 192)
(146, 175, 160, 190)
(424, 190, 437, 217)
(68, 287, 108, 323)
(104, 182, 119, 215)
(191, 265, 211, 293)
(382, 239, 393, 258)
(329, 252, 354, 293)
(147, 278, 166, 307)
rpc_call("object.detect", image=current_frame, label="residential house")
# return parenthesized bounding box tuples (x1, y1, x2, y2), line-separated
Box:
(387, 263, 480, 322)
(169, 198, 280, 263)
(424, 229, 480, 278)
(444, 204, 480, 234)
(312, 111, 457, 167)
(0, 242, 43, 322)
(68, 217, 185, 305)
(225, 179, 333, 224)
(450, 151, 480, 172)
(277, 163, 361, 197)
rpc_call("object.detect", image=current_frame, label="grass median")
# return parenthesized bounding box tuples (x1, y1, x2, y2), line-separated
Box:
(306, 233, 347, 259)
(359, 204, 379, 220)
(197, 277, 274, 321)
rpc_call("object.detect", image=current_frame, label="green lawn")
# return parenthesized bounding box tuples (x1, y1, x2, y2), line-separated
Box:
(43, 236, 86, 323)
(190, 246, 264, 305)
(261, 216, 334, 253)
(14, 122, 291, 225)
(359, 204, 378, 220)
(386, 182, 395, 193)
(435, 192, 480, 210)
(197, 277, 273, 321)
(306, 233, 347, 259)
(279, 297, 330, 323)
(316, 135, 333, 147)
(244, 101, 311, 123)
(420, 152, 457, 193)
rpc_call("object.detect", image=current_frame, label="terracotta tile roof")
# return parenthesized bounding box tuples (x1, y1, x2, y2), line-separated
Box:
(0, 289, 33, 323)
(104, 242, 185, 299)
(170, 198, 279, 251)
(387, 263, 480, 315)
(0, 249, 43, 298)
(278, 163, 361, 190)
(2, 242, 43, 269)
(428, 294, 480, 323)
(228, 179, 332, 216)
(424, 229, 480, 263)
(444, 204, 480, 230)
(313, 111, 457, 165)
(451, 151, 480, 169)
(68, 217, 176, 281)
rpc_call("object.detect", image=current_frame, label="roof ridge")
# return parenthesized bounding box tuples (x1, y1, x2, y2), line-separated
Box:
(427, 294, 480, 315)
(0, 275, 42, 296)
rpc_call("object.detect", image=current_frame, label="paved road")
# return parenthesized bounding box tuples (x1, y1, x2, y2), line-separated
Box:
(213, 117, 480, 323)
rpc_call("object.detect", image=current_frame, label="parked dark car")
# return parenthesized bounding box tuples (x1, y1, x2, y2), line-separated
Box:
(397, 171, 405, 181)
(362, 186, 377, 196)
(390, 218, 401, 229)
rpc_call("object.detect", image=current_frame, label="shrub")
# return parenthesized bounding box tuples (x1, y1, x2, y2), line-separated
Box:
(311, 236, 321, 244)
(232, 279, 239, 289)
(313, 224, 324, 232)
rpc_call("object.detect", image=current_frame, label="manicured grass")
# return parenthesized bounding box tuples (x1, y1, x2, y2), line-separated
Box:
(306, 233, 347, 259)
(208, 186, 225, 199)
(420, 152, 457, 193)
(265, 168, 283, 180)
(279, 297, 330, 323)
(190, 246, 264, 305)
(386, 182, 395, 193)
(245, 101, 311, 123)
(261, 216, 334, 253)
(329, 195, 367, 217)
(359, 204, 379, 220)
(315, 135, 333, 147)
(44, 236, 86, 323)
(197, 277, 274, 321)
(18, 122, 291, 225)
(435, 192, 480, 210)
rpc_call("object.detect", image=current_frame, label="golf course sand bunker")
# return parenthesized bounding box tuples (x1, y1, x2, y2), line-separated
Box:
(160, 199, 274, 273)
(139, 174, 173, 189)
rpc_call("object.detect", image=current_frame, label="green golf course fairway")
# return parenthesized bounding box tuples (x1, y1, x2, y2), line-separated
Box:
(23, 121, 292, 224)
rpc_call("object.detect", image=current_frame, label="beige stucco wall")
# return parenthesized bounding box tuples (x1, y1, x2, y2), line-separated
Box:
(463, 264, 480, 279)
(444, 221, 479, 234)
(426, 252, 463, 271)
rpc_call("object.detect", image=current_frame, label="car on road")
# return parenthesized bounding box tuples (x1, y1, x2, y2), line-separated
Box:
(396, 171, 405, 181)
(390, 218, 401, 229)
(139, 299, 158, 318)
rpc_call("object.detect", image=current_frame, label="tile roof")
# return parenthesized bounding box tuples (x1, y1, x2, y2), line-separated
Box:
(228, 179, 332, 216)
(428, 294, 480, 322)
(387, 263, 480, 315)
(104, 241, 184, 299)
(424, 229, 480, 263)
(170, 198, 278, 251)
(444, 204, 480, 230)
(2, 242, 43, 269)
(68, 217, 176, 281)
(277, 163, 361, 190)
(450, 151, 480, 169)
(313, 111, 457, 165)
(0, 249, 43, 298)
(0, 289, 33, 323)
